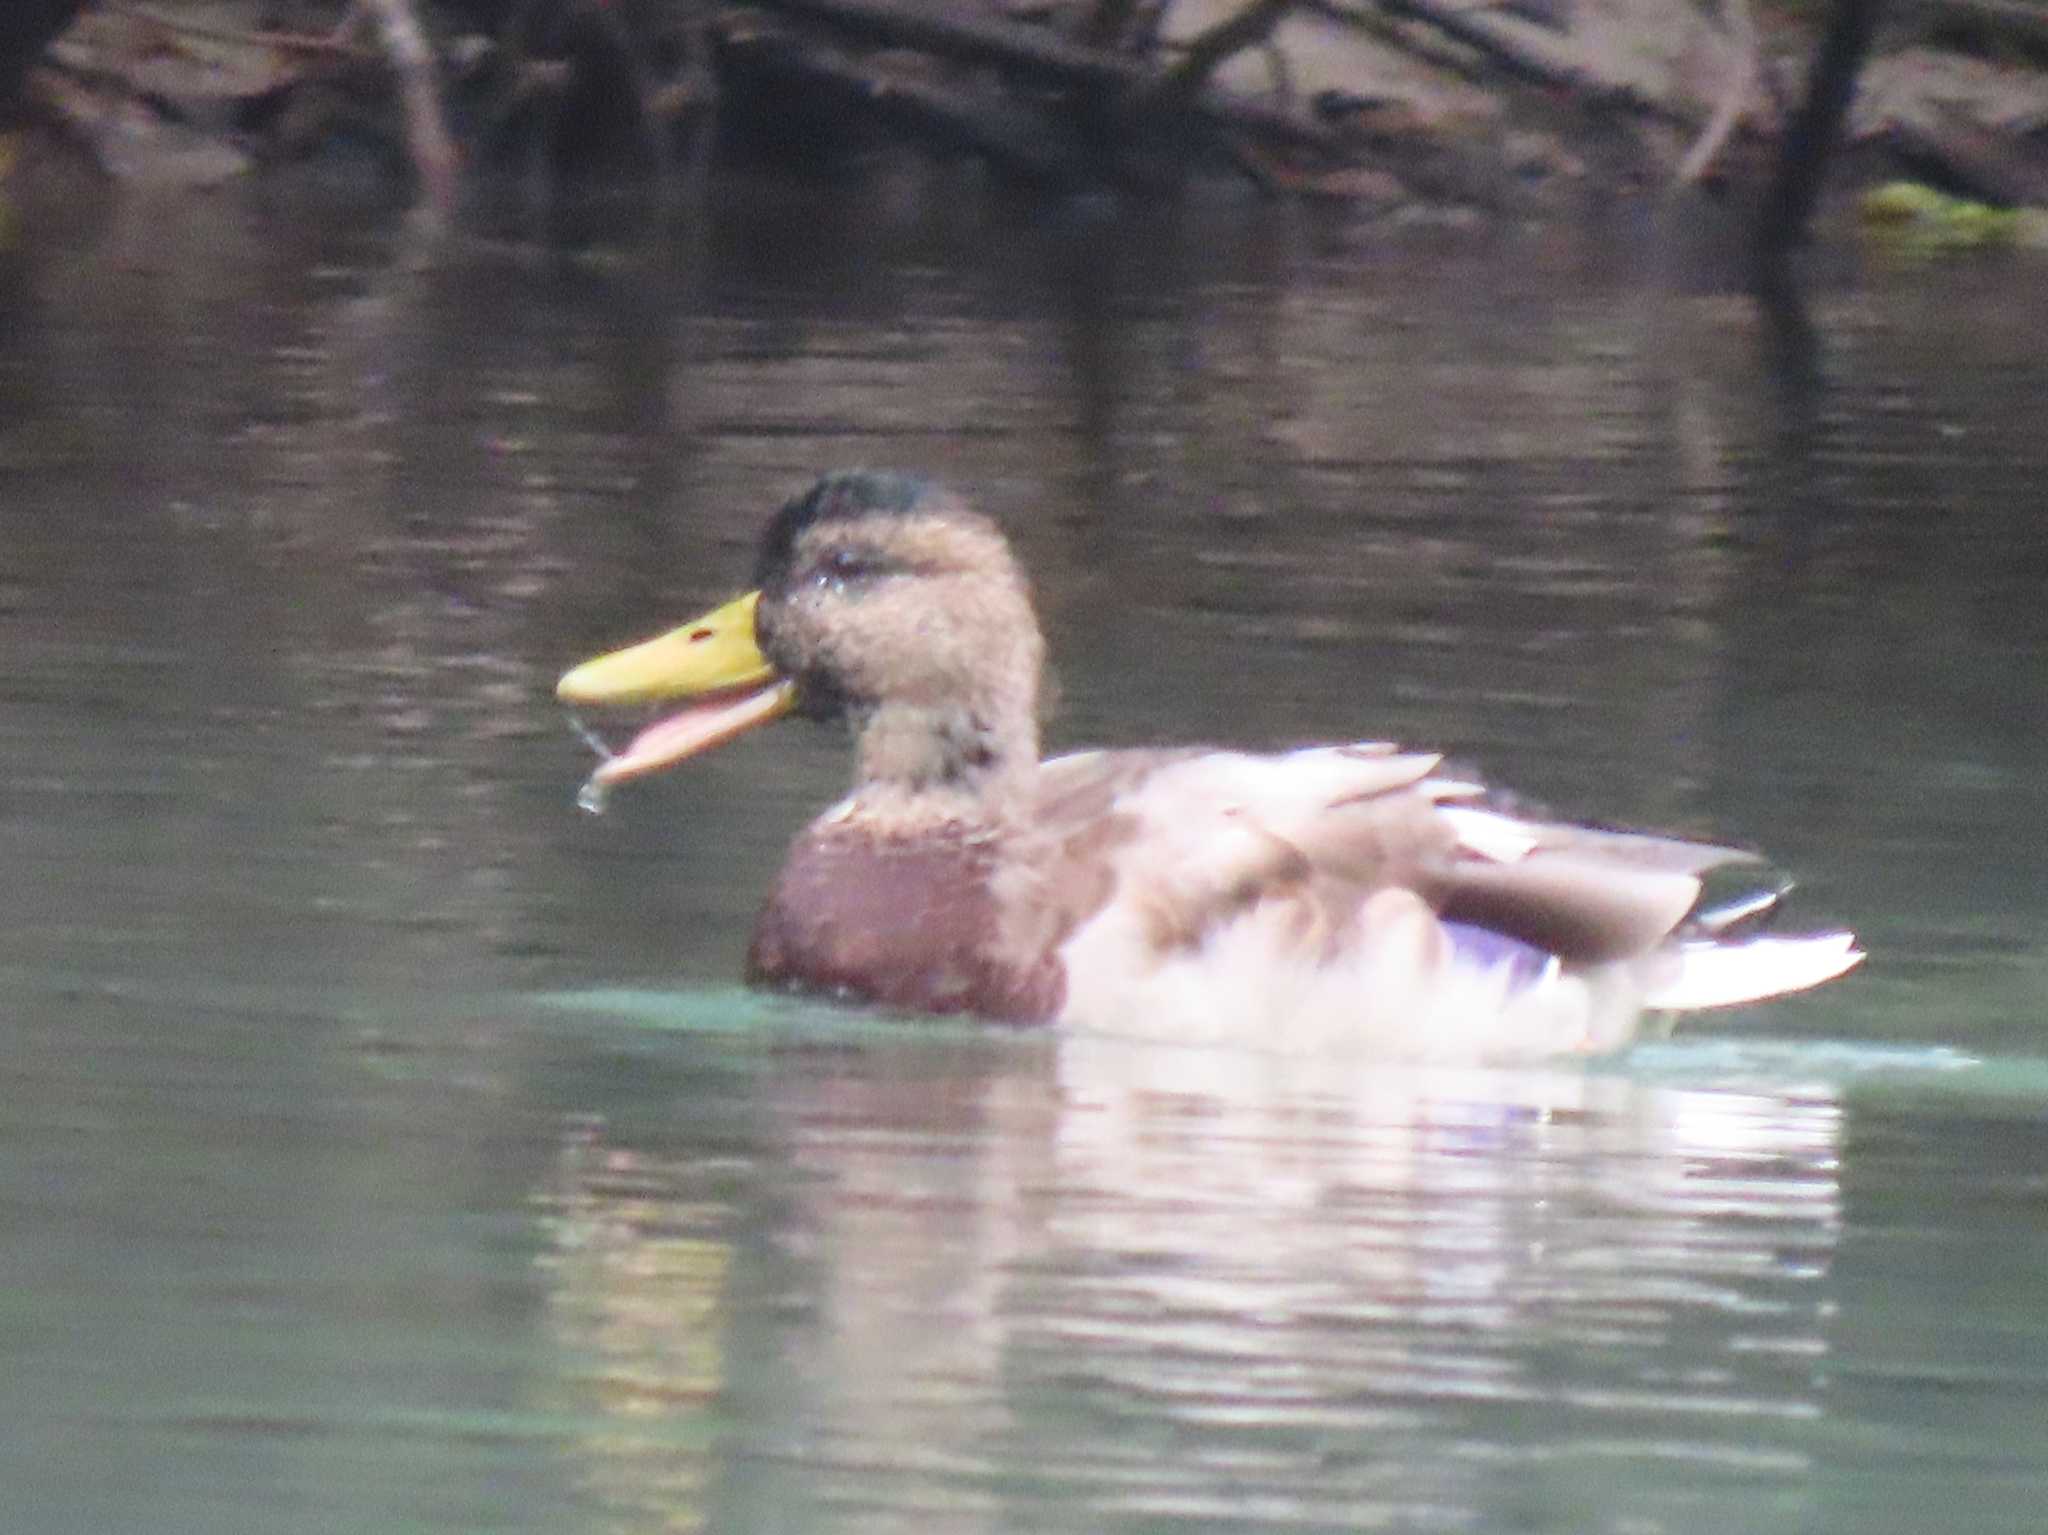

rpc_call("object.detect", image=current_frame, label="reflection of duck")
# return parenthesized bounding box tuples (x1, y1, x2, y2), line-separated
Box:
(560, 471, 1860, 1055)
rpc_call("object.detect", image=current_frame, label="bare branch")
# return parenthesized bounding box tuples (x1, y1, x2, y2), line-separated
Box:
(1677, 0, 1757, 185)
(358, 0, 459, 222)
(1370, 0, 1689, 124)
(97, 2, 372, 59)
(748, 0, 1343, 151)
(1153, 0, 1296, 110)
(1756, 0, 1886, 261)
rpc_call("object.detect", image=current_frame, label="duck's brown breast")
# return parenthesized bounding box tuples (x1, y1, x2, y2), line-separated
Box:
(744, 824, 1065, 1023)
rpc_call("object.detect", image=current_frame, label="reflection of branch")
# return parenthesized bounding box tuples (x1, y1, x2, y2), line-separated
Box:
(1677, 0, 1756, 185)
(358, 0, 459, 221)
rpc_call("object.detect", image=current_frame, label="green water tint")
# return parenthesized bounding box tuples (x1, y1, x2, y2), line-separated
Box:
(531, 986, 1050, 1060)
(537, 985, 803, 1034)
(1625, 1034, 2048, 1109)
(538, 985, 2048, 1108)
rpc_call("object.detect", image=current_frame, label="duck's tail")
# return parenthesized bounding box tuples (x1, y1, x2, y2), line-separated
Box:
(1645, 931, 1864, 1011)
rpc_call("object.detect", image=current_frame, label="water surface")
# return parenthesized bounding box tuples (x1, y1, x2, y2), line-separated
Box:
(3, 179, 2046, 1533)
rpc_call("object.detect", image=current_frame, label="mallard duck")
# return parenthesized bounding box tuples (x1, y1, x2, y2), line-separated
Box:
(559, 471, 1861, 1056)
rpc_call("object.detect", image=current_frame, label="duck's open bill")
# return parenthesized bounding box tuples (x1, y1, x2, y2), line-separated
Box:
(588, 678, 797, 787)
(559, 589, 796, 786)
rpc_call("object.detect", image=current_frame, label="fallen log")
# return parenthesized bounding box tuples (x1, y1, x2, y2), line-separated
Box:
(1150, 0, 1294, 109)
(1898, 0, 2048, 55)
(93, 3, 371, 60)
(752, 0, 1146, 89)
(747, 0, 1345, 154)
(1367, 0, 1691, 125)
(715, 15, 1090, 183)
(2, 1, 86, 109)
(1883, 100, 2048, 206)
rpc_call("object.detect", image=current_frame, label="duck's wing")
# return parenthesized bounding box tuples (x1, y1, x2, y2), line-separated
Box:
(1017, 743, 1760, 962)
(1422, 805, 1762, 964)
(1006, 742, 1858, 1049)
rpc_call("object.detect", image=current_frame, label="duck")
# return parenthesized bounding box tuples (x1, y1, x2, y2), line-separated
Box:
(558, 471, 1862, 1057)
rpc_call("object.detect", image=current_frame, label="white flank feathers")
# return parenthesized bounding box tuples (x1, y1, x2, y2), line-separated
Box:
(1645, 932, 1866, 1011)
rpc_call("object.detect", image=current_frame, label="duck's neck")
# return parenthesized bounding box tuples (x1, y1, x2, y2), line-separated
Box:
(847, 698, 1039, 832)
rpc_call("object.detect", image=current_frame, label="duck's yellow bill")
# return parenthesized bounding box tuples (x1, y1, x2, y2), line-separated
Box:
(558, 590, 797, 787)
(558, 591, 776, 706)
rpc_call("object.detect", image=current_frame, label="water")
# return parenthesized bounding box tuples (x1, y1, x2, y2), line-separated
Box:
(3, 176, 2047, 1533)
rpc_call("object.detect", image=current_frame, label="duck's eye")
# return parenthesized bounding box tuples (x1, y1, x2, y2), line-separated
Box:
(813, 547, 893, 589)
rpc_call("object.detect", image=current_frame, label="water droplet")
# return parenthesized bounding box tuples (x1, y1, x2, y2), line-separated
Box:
(567, 712, 613, 760)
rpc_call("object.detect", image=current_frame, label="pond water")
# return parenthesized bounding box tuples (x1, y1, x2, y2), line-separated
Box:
(3, 174, 2046, 1534)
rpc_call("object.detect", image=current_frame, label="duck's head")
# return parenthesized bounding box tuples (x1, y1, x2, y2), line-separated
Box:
(559, 472, 1045, 809)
